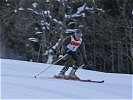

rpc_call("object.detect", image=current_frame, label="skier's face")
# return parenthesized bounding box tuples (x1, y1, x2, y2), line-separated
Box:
(75, 34, 81, 40)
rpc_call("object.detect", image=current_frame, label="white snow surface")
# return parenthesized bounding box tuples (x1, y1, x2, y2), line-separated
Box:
(1, 58, 132, 99)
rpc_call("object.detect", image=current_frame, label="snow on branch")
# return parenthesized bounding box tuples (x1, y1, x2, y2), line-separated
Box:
(28, 38, 38, 42)
(35, 32, 43, 34)
(18, 7, 25, 11)
(32, 3, 38, 8)
(76, 3, 86, 14)
(52, 38, 62, 50)
(52, 18, 63, 25)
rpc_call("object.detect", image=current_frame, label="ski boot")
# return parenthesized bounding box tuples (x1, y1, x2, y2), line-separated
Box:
(67, 68, 80, 80)
(54, 71, 67, 79)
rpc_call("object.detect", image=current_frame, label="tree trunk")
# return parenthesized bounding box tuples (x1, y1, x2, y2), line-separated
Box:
(110, 31, 115, 72)
(0, 22, 6, 58)
(0, 22, 2, 57)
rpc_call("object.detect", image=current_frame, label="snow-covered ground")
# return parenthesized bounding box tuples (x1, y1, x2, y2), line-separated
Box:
(1, 58, 132, 99)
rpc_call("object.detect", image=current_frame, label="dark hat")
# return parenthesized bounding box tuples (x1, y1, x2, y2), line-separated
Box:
(75, 29, 83, 37)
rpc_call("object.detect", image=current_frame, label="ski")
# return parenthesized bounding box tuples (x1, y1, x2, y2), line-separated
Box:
(79, 79, 104, 83)
(54, 75, 104, 83)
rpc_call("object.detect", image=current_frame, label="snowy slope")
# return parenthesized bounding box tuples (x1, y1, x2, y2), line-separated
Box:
(1, 58, 132, 99)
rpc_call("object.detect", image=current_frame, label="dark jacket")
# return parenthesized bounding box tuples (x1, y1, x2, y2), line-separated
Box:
(61, 35, 87, 60)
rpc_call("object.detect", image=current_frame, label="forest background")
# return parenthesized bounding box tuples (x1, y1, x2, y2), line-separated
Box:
(0, 0, 133, 74)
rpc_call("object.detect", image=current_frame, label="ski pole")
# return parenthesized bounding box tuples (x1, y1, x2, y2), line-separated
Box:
(34, 54, 68, 78)
(79, 64, 84, 69)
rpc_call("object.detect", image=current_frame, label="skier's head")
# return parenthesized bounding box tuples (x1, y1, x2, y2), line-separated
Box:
(74, 29, 82, 40)
(75, 29, 83, 37)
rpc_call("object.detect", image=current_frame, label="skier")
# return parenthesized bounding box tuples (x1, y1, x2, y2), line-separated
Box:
(56, 29, 89, 79)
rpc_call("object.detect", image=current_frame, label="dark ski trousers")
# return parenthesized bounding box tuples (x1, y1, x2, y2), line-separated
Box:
(61, 51, 83, 73)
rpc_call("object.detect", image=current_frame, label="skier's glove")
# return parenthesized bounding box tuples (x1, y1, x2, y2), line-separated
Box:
(65, 49, 73, 55)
